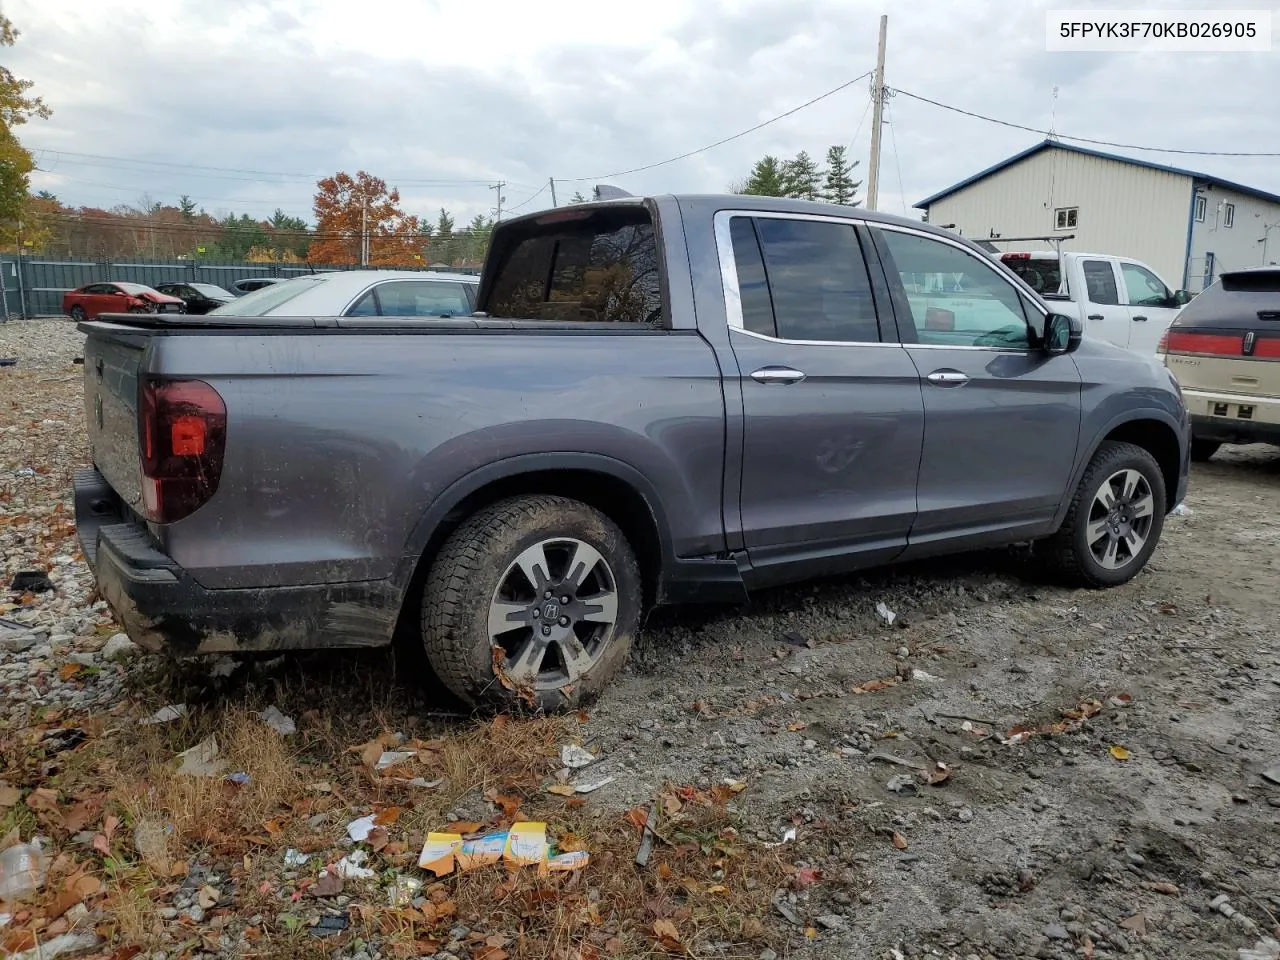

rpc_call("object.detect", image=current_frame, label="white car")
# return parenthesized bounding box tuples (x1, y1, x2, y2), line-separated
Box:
(210, 270, 479, 319)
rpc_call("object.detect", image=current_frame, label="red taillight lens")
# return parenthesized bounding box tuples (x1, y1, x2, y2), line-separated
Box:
(1163, 331, 1245, 357)
(138, 379, 226, 524)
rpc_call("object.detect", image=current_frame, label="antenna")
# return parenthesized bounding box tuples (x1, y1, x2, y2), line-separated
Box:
(1049, 85, 1059, 140)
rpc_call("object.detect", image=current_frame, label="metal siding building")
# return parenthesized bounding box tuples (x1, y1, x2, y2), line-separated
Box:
(915, 141, 1280, 294)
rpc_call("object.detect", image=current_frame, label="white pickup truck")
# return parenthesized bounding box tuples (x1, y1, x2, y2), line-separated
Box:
(997, 251, 1191, 355)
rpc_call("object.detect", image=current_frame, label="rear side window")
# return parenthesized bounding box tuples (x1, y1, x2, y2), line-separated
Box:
(753, 218, 880, 343)
(485, 209, 662, 325)
(1081, 261, 1120, 305)
(374, 280, 472, 317)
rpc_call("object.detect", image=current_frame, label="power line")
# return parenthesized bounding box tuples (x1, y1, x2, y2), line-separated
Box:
(893, 88, 1280, 158)
(504, 181, 551, 215)
(32, 147, 523, 185)
(886, 101, 908, 217)
(559, 70, 873, 182)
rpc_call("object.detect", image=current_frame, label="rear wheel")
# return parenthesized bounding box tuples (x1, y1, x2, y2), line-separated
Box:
(1190, 438, 1221, 462)
(70, 306, 86, 322)
(420, 495, 641, 713)
(1044, 441, 1166, 587)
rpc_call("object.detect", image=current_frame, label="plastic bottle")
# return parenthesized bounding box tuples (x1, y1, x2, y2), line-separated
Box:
(0, 840, 47, 901)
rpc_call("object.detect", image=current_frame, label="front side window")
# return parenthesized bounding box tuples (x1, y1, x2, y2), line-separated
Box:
(1120, 262, 1172, 307)
(879, 229, 1029, 348)
(1081, 260, 1120, 305)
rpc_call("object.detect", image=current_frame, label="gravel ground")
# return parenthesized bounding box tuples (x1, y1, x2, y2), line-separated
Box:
(2, 317, 1278, 960)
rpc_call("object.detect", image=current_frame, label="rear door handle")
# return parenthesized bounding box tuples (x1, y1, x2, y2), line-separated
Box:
(1087, 314, 1104, 321)
(750, 366, 806, 385)
(1132, 315, 1148, 322)
(926, 370, 970, 386)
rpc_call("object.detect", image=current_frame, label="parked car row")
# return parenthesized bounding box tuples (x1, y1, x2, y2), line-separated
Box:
(61, 272, 480, 321)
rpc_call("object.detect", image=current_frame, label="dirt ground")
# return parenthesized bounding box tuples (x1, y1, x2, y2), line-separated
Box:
(1, 319, 1278, 960)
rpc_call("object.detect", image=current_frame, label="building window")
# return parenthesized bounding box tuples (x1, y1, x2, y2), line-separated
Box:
(1194, 195, 1206, 222)
(1054, 207, 1078, 230)
(1223, 202, 1235, 228)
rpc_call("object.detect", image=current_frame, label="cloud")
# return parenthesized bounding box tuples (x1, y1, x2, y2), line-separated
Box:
(9, 0, 1278, 227)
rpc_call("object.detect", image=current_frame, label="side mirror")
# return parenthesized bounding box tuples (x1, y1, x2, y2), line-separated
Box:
(1172, 289, 1192, 306)
(1043, 312, 1082, 354)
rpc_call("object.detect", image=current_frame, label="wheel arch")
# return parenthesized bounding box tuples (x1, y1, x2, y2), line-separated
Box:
(392, 453, 672, 625)
(1057, 412, 1185, 526)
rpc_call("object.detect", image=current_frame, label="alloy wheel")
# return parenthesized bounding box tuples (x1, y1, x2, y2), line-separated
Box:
(1086, 468, 1155, 570)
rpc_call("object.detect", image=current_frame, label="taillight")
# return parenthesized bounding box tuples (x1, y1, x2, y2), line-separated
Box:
(1156, 330, 1169, 354)
(138, 378, 227, 523)
(1162, 331, 1248, 357)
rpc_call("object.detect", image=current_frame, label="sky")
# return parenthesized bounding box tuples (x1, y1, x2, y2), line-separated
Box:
(8, 0, 1280, 228)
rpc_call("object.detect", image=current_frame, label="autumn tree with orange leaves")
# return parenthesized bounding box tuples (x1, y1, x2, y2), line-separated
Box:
(308, 171, 424, 266)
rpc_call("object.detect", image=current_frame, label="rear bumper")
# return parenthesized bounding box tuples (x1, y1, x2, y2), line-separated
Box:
(74, 468, 399, 656)
(1186, 388, 1280, 446)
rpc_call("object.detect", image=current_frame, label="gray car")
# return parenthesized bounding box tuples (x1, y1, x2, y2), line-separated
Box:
(213, 270, 479, 318)
(74, 193, 1189, 712)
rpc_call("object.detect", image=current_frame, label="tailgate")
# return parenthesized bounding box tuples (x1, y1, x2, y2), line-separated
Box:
(83, 324, 148, 513)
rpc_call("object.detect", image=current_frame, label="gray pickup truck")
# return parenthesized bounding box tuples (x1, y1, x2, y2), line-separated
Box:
(75, 194, 1190, 711)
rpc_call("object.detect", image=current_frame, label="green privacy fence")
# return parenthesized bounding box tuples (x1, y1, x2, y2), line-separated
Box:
(0, 256, 482, 319)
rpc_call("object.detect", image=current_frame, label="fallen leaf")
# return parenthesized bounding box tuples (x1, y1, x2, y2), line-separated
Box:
(102, 815, 120, 841)
(546, 784, 576, 797)
(262, 818, 285, 837)
(660, 793, 682, 816)
(368, 828, 389, 852)
(1114, 692, 1133, 703)
(373, 806, 402, 827)
(25, 787, 59, 811)
(47, 872, 102, 919)
(487, 793, 522, 819)
(473, 949, 508, 960)
(1119, 913, 1148, 935)
(1146, 881, 1180, 896)
(0, 785, 20, 808)
(444, 821, 482, 835)
(653, 918, 683, 952)
(792, 867, 822, 889)
(313, 871, 344, 897)
(60, 798, 97, 834)
(891, 831, 908, 850)
(1109, 745, 1132, 761)
(926, 764, 952, 786)
(197, 885, 220, 909)
(92, 833, 111, 856)
(58, 662, 83, 682)
(785, 720, 808, 732)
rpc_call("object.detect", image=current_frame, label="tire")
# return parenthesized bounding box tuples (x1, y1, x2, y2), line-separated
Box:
(420, 495, 642, 713)
(1044, 441, 1167, 588)
(1190, 438, 1221, 462)
(70, 306, 87, 322)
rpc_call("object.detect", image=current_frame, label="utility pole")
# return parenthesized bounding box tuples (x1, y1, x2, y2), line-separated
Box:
(491, 181, 507, 222)
(866, 14, 888, 212)
(548, 177, 558, 207)
(359, 198, 368, 267)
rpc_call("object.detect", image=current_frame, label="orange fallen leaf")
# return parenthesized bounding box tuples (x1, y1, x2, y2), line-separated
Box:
(373, 806, 402, 827)
(444, 821, 482, 835)
(653, 918, 684, 952)
(262, 818, 285, 837)
(891, 831, 908, 850)
(102, 814, 120, 841)
(785, 720, 808, 732)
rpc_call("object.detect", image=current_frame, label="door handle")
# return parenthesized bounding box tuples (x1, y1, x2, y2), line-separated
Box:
(750, 366, 806, 384)
(1132, 315, 1148, 322)
(1087, 314, 1104, 321)
(926, 370, 970, 386)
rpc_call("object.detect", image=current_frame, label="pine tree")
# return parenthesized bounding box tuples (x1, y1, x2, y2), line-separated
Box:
(738, 156, 787, 197)
(569, 191, 587, 204)
(781, 150, 821, 200)
(821, 145, 861, 206)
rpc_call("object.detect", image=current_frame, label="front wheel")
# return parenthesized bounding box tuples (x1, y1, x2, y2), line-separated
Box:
(1043, 441, 1166, 587)
(70, 305, 87, 323)
(420, 495, 642, 713)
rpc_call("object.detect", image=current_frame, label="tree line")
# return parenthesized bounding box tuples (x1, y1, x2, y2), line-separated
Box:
(732, 145, 862, 205)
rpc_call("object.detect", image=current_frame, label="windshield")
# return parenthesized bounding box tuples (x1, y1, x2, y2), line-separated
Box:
(191, 283, 233, 298)
(115, 282, 156, 294)
(1001, 256, 1062, 295)
(209, 276, 328, 316)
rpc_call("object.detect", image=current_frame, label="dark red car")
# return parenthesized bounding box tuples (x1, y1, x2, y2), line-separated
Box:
(62, 282, 185, 321)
